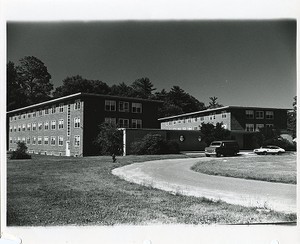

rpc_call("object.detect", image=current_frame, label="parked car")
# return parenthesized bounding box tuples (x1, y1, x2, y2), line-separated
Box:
(253, 145, 285, 155)
(205, 140, 239, 157)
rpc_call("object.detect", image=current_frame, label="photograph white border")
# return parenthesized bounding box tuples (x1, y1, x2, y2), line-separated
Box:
(1, 0, 299, 243)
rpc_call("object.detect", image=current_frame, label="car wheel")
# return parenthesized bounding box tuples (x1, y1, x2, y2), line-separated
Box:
(263, 151, 267, 155)
(216, 153, 221, 157)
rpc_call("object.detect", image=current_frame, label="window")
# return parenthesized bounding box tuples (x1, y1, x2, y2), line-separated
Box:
(51, 120, 56, 130)
(22, 124, 26, 131)
(256, 124, 264, 131)
(256, 111, 264, 119)
(50, 136, 56, 146)
(33, 111, 36, 117)
(27, 113, 31, 118)
(22, 137, 25, 143)
(74, 135, 80, 147)
(266, 124, 274, 128)
(245, 124, 254, 132)
(44, 121, 49, 130)
(9, 137, 12, 143)
(222, 111, 227, 118)
(10, 126, 12, 132)
(194, 126, 198, 130)
(74, 99, 81, 110)
(39, 109, 43, 116)
(51, 105, 56, 114)
(266, 111, 274, 119)
(58, 119, 64, 129)
(17, 137, 20, 142)
(105, 117, 116, 126)
(200, 117, 204, 121)
(58, 136, 64, 146)
(38, 137, 42, 145)
(38, 122, 43, 130)
(27, 123, 31, 131)
(105, 100, 116, 111)
(44, 108, 49, 115)
(74, 118, 80, 128)
(10, 117, 13, 121)
(246, 110, 254, 119)
(188, 118, 191, 123)
(132, 119, 142, 128)
(132, 102, 142, 113)
(59, 103, 64, 113)
(14, 126, 16, 132)
(32, 136, 36, 145)
(119, 101, 129, 112)
(26, 137, 31, 144)
(118, 118, 129, 128)
(44, 137, 49, 145)
(18, 125, 21, 132)
(22, 114, 26, 119)
(32, 123, 36, 131)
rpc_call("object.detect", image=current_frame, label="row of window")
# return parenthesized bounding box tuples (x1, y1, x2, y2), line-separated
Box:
(10, 118, 81, 132)
(245, 110, 274, 119)
(164, 112, 228, 126)
(105, 100, 142, 113)
(10, 136, 80, 147)
(9, 100, 81, 121)
(245, 123, 274, 132)
(104, 118, 142, 128)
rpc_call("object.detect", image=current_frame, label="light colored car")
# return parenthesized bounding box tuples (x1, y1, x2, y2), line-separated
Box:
(253, 145, 285, 155)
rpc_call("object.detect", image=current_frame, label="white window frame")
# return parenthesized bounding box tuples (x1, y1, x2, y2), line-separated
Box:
(44, 108, 49, 115)
(38, 109, 43, 117)
(245, 124, 254, 132)
(266, 111, 274, 119)
(119, 101, 129, 112)
(58, 119, 64, 129)
(59, 103, 64, 113)
(74, 99, 81, 110)
(32, 123, 36, 131)
(32, 136, 36, 145)
(74, 117, 80, 128)
(26, 137, 31, 145)
(44, 136, 49, 145)
(132, 102, 142, 113)
(38, 122, 43, 130)
(74, 135, 80, 147)
(118, 118, 129, 128)
(51, 105, 56, 114)
(255, 124, 264, 131)
(38, 136, 42, 145)
(10, 126, 12, 132)
(256, 111, 264, 119)
(9, 137, 12, 143)
(50, 136, 56, 146)
(132, 119, 142, 128)
(18, 125, 21, 132)
(58, 136, 64, 146)
(27, 123, 31, 131)
(246, 110, 254, 119)
(51, 120, 56, 130)
(105, 100, 116, 111)
(44, 121, 49, 130)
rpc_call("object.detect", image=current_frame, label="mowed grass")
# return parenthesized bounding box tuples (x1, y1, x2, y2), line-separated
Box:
(7, 154, 296, 226)
(191, 153, 297, 184)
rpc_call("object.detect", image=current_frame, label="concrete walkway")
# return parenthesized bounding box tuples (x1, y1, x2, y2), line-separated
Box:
(112, 157, 296, 213)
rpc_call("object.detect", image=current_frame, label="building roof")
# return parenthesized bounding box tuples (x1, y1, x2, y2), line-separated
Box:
(7, 92, 163, 114)
(158, 105, 290, 121)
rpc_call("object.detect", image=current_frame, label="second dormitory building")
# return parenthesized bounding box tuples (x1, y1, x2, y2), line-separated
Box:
(159, 106, 289, 149)
(7, 92, 162, 156)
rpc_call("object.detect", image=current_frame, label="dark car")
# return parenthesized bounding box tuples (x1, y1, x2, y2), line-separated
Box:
(205, 140, 239, 157)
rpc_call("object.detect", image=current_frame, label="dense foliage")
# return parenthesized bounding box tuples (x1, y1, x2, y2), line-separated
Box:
(200, 122, 231, 146)
(287, 96, 296, 139)
(94, 123, 123, 156)
(10, 142, 31, 159)
(130, 134, 180, 155)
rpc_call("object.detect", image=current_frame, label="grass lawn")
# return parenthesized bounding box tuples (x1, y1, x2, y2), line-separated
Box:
(7, 154, 296, 226)
(191, 153, 297, 184)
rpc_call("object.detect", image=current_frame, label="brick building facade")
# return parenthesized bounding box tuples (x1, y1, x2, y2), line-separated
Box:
(7, 93, 162, 156)
(159, 106, 289, 149)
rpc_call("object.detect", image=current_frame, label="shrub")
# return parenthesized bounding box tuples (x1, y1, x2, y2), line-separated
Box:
(130, 134, 180, 155)
(10, 142, 31, 159)
(263, 138, 296, 151)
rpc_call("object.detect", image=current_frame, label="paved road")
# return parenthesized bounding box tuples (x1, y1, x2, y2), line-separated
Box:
(112, 157, 296, 213)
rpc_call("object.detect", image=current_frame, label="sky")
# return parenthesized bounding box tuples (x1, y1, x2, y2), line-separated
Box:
(7, 20, 296, 109)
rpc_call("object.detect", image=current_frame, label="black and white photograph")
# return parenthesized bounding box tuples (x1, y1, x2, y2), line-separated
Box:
(1, 1, 299, 244)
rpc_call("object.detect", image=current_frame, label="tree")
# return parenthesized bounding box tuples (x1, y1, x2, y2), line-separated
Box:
(200, 122, 231, 146)
(287, 96, 296, 138)
(207, 96, 223, 109)
(131, 77, 156, 98)
(16, 56, 53, 104)
(94, 123, 123, 156)
(7, 61, 27, 110)
(53, 75, 110, 97)
(10, 141, 31, 159)
(110, 82, 136, 97)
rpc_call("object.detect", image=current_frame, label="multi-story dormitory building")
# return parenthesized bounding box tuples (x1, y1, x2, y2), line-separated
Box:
(7, 93, 162, 156)
(159, 106, 289, 149)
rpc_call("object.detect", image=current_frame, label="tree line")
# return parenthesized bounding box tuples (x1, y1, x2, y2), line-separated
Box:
(7, 56, 223, 117)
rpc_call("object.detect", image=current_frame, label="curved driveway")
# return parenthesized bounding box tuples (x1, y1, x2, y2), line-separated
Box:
(112, 157, 296, 213)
